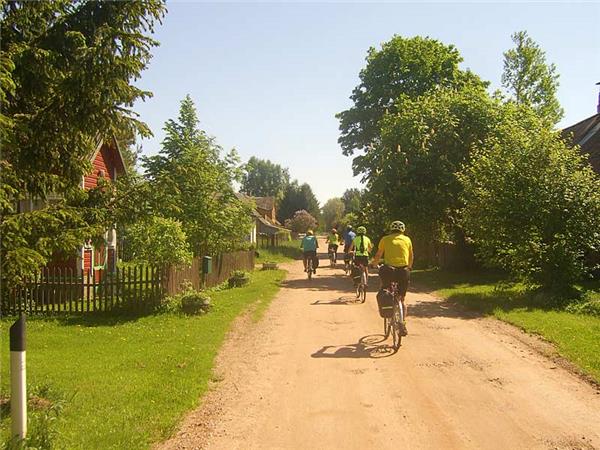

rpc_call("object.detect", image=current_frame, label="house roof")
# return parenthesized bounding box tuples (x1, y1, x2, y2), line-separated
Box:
(90, 135, 127, 175)
(235, 192, 289, 235)
(253, 196, 275, 211)
(562, 113, 600, 173)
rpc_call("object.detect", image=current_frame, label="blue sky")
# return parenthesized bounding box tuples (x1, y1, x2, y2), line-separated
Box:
(134, 1, 600, 204)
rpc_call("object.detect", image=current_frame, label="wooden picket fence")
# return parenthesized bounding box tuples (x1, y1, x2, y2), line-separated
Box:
(1, 250, 256, 316)
(165, 250, 255, 296)
(1, 266, 163, 316)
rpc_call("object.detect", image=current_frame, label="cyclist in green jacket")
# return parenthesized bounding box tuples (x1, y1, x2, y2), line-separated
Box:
(349, 226, 373, 285)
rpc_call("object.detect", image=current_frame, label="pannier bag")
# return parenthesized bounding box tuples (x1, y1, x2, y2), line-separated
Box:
(376, 288, 395, 318)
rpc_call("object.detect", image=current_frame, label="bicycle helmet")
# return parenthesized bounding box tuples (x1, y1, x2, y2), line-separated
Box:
(390, 221, 405, 232)
(307, 230, 314, 235)
(347, 225, 353, 231)
(357, 226, 366, 235)
(331, 228, 337, 233)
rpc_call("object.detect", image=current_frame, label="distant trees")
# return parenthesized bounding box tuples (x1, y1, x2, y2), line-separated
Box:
(284, 210, 318, 233)
(241, 157, 290, 201)
(321, 198, 345, 231)
(502, 31, 563, 125)
(341, 189, 363, 215)
(277, 182, 320, 224)
(0, 0, 166, 283)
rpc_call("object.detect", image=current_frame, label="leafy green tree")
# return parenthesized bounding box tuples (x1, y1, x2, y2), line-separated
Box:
(341, 188, 363, 215)
(142, 96, 253, 256)
(321, 198, 345, 230)
(277, 181, 320, 223)
(1, 0, 165, 283)
(460, 105, 600, 292)
(241, 157, 290, 200)
(284, 210, 318, 233)
(502, 30, 563, 124)
(359, 84, 500, 247)
(337, 35, 486, 156)
(125, 217, 192, 267)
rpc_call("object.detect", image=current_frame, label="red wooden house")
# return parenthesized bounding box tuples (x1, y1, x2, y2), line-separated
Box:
(19, 137, 126, 278)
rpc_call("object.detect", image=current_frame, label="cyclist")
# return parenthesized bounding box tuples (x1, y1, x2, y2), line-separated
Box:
(343, 225, 356, 269)
(349, 226, 372, 285)
(300, 230, 319, 273)
(370, 221, 413, 336)
(326, 228, 341, 264)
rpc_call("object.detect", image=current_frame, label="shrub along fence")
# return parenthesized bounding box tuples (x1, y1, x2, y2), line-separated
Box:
(1, 250, 256, 315)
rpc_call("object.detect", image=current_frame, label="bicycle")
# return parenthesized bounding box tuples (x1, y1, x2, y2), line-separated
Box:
(306, 257, 314, 280)
(343, 252, 352, 275)
(382, 280, 405, 351)
(328, 246, 336, 267)
(355, 263, 367, 303)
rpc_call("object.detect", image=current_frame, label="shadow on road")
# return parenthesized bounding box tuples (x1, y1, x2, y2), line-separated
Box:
(311, 334, 396, 359)
(311, 296, 361, 306)
(408, 297, 483, 320)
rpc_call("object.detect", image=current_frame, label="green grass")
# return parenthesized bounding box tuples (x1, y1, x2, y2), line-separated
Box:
(255, 239, 302, 264)
(411, 269, 600, 383)
(0, 269, 286, 449)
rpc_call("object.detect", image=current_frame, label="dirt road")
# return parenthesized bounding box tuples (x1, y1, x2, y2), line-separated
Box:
(160, 241, 600, 450)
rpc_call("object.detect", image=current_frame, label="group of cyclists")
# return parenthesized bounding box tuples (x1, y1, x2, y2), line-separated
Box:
(300, 221, 413, 336)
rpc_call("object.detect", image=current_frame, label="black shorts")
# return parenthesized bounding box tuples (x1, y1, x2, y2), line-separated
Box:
(379, 265, 410, 298)
(328, 244, 338, 253)
(303, 250, 317, 263)
(354, 256, 369, 267)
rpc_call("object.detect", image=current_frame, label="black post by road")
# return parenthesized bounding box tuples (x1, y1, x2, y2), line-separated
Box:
(9, 314, 27, 441)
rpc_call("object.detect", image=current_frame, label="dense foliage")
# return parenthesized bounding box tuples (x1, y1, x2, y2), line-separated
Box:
(460, 106, 600, 291)
(124, 217, 192, 267)
(142, 96, 254, 256)
(1, 0, 165, 283)
(337, 35, 486, 156)
(284, 210, 318, 233)
(364, 85, 499, 244)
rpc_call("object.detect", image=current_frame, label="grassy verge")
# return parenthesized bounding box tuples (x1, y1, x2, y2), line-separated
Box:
(411, 269, 600, 383)
(0, 269, 286, 449)
(255, 239, 302, 264)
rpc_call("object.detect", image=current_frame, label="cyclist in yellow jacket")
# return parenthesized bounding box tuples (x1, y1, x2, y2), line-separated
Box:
(371, 220, 413, 335)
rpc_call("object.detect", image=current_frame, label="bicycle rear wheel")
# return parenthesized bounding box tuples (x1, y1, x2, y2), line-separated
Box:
(360, 271, 367, 303)
(307, 261, 313, 280)
(392, 302, 402, 351)
(383, 316, 390, 338)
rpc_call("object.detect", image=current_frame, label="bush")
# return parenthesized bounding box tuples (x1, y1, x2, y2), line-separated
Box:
(180, 290, 212, 315)
(566, 296, 600, 317)
(124, 217, 192, 267)
(159, 281, 212, 315)
(228, 270, 250, 287)
(460, 105, 600, 291)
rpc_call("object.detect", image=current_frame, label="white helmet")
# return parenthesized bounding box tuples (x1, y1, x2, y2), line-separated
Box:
(390, 221, 405, 232)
